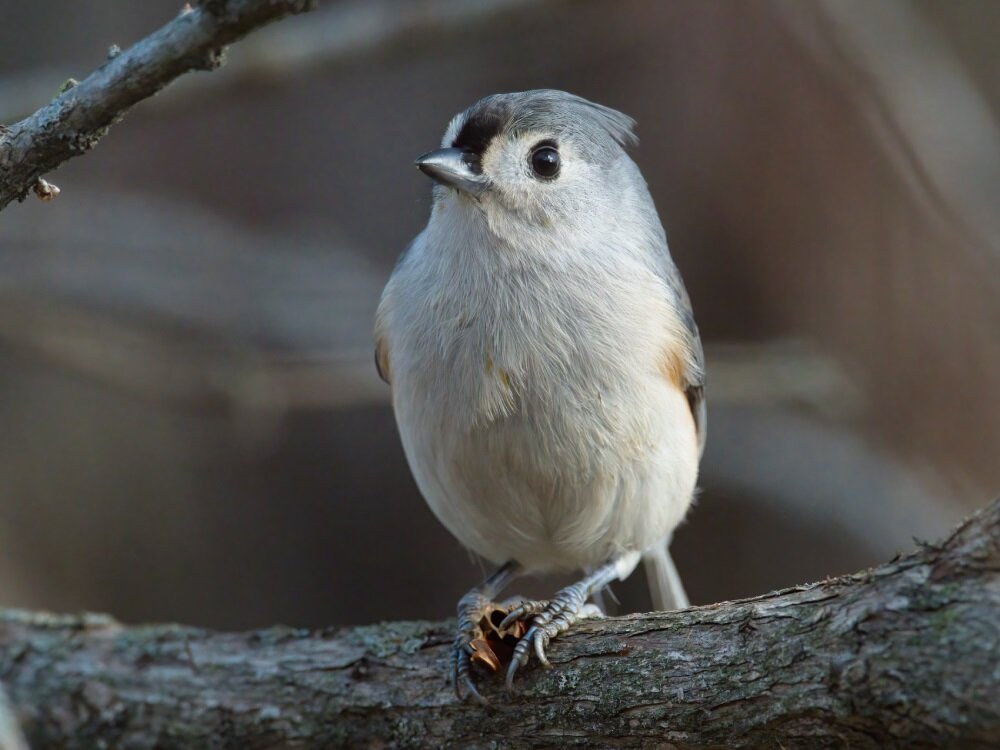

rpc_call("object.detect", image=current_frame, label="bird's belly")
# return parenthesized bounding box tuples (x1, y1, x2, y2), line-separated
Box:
(394, 371, 698, 572)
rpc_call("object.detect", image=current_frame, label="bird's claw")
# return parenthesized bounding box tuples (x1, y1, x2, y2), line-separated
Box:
(453, 637, 488, 704)
(505, 583, 604, 689)
(452, 591, 492, 703)
(452, 582, 605, 697)
(498, 599, 548, 631)
(452, 594, 532, 703)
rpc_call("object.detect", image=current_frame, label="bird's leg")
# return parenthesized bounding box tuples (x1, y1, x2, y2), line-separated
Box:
(453, 560, 521, 703)
(501, 559, 623, 689)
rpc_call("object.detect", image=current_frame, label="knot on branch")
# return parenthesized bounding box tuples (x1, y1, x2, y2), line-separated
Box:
(192, 47, 228, 71)
(32, 178, 60, 202)
(58, 128, 108, 155)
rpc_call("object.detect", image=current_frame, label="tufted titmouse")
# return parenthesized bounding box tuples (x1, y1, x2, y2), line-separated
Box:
(375, 90, 705, 700)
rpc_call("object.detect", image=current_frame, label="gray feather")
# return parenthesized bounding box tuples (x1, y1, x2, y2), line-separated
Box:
(643, 537, 690, 611)
(662, 256, 707, 456)
(452, 90, 637, 163)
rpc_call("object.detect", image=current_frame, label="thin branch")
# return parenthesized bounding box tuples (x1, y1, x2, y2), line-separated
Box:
(0, 0, 551, 125)
(0, 0, 318, 211)
(1, 499, 997, 749)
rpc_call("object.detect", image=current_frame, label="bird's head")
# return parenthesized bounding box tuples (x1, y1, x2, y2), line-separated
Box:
(416, 90, 642, 239)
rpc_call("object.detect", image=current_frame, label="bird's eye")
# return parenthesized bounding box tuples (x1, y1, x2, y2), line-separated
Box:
(529, 144, 560, 179)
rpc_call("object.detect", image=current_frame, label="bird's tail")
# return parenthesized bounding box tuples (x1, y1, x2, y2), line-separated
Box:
(642, 536, 689, 611)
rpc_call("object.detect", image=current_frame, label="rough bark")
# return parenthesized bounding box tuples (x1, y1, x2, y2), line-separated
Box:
(0, 0, 317, 211)
(0, 500, 997, 749)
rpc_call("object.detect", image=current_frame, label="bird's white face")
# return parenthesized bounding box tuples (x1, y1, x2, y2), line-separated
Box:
(417, 95, 636, 243)
(473, 129, 600, 227)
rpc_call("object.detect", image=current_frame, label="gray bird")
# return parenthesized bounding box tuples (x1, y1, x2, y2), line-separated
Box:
(375, 90, 705, 701)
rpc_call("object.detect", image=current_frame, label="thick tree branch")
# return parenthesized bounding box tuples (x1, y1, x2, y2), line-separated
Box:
(0, 0, 317, 211)
(0, 500, 997, 749)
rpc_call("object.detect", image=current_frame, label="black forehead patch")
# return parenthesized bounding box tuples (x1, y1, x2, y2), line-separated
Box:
(452, 103, 510, 156)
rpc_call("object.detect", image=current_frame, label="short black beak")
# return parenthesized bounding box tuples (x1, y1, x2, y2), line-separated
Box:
(414, 148, 486, 195)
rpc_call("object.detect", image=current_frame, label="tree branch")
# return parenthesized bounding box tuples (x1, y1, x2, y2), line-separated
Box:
(1, 499, 997, 749)
(0, 0, 552, 125)
(0, 0, 318, 211)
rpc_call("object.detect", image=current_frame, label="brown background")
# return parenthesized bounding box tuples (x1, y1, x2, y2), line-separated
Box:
(0, 0, 996, 629)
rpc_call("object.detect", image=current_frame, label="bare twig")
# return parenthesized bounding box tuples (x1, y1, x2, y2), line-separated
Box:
(0, 0, 318, 211)
(0, 0, 551, 124)
(1, 499, 998, 749)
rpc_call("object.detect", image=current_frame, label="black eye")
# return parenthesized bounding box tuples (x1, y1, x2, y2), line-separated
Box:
(530, 144, 560, 179)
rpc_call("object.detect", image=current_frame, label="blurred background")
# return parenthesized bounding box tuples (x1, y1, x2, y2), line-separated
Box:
(0, 0, 997, 630)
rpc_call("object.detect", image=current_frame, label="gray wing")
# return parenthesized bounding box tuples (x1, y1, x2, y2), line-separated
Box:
(374, 238, 417, 385)
(660, 255, 707, 457)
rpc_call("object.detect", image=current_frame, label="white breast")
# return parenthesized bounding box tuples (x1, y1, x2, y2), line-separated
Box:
(377, 195, 699, 572)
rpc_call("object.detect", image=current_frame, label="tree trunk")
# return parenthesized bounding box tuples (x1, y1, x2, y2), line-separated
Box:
(1, 499, 997, 749)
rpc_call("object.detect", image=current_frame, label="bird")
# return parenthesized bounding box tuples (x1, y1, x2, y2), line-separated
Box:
(374, 90, 705, 701)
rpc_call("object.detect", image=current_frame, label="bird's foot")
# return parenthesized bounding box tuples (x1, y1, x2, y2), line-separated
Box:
(500, 582, 604, 689)
(452, 593, 530, 703)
